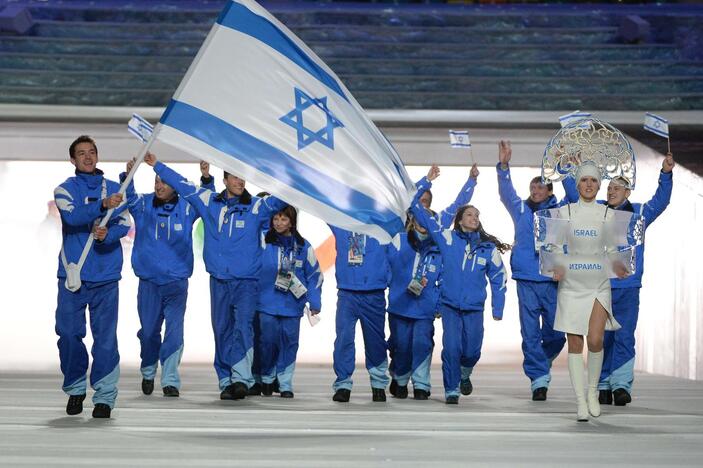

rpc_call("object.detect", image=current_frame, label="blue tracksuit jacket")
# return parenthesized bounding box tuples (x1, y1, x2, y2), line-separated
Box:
(153, 161, 286, 279)
(329, 226, 390, 291)
(410, 183, 507, 318)
(257, 234, 323, 317)
(387, 232, 442, 320)
(496, 163, 574, 282)
(53, 170, 131, 281)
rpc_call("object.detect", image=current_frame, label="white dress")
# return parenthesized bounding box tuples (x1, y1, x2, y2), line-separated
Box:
(554, 199, 621, 335)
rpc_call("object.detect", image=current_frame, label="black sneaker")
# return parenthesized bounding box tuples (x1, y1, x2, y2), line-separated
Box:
(395, 385, 408, 399)
(333, 389, 351, 402)
(372, 388, 386, 402)
(141, 379, 154, 396)
(162, 386, 179, 397)
(66, 394, 86, 415)
(532, 387, 548, 401)
(248, 383, 262, 396)
(220, 384, 236, 400)
(273, 378, 280, 394)
(613, 388, 632, 406)
(389, 379, 398, 397)
(92, 403, 111, 419)
(460, 378, 473, 396)
(599, 390, 613, 405)
(413, 389, 430, 400)
(232, 382, 248, 400)
(261, 383, 274, 397)
(445, 395, 459, 405)
(280, 391, 294, 398)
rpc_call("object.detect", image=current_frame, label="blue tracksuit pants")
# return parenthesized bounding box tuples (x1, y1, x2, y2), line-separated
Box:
(388, 313, 433, 392)
(599, 287, 640, 393)
(137, 279, 188, 389)
(440, 303, 483, 398)
(516, 280, 566, 391)
(210, 277, 259, 390)
(55, 280, 120, 408)
(333, 289, 389, 391)
(258, 312, 301, 392)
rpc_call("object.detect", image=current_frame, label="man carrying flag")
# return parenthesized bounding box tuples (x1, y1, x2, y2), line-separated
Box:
(54, 136, 131, 419)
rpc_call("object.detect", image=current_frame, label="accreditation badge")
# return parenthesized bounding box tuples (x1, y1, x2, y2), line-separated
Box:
(289, 274, 308, 299)
(347, 233, 365, 266)
(275, 271, 293, 292)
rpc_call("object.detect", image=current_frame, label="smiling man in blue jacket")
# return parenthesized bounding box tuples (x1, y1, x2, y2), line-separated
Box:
(145, 153, 286, 400)
(496, 140, 575, 401)
(54, 135, 131, 419)
(123, 157, 215, 398)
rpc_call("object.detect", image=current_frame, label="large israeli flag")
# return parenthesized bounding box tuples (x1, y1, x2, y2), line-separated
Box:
(155, 0, 414, 243)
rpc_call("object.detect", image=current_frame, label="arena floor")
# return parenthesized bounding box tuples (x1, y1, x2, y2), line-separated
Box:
(1, 363, 702, 467)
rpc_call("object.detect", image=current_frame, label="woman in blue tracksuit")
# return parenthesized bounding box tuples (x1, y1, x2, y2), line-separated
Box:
(411, 179, 509, 404)
(387, 212, 442, 400)
(256, 205, 322, 398)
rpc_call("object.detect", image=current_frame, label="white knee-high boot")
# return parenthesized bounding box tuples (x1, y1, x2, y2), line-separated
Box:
(568, 353, 589, 421)
(587, 350, 603, 417)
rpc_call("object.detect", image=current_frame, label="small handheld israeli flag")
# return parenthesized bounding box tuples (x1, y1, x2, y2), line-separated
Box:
(643, 112, 669, 138)
(127, 113, 155, 142)
(449, 130, 471, 148)
(559, 110, 592, 128)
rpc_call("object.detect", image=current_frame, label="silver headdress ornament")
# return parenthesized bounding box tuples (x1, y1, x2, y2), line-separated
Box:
(541, 118, 636, 189)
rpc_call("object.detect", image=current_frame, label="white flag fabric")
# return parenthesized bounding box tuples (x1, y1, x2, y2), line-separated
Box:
(127, 113, 154, 142)
(449, 130, 471, 148)
(559, 110, 592, 128)
(643, 112, 669, 138)
(155, 0, 415, 243)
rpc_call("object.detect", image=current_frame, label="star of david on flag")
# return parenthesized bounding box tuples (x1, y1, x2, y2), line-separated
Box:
(280, 88, 344, 150)
(152, 0, 415, 242)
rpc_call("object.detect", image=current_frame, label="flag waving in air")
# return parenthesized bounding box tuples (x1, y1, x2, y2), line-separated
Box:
(154, 0, 415, 243)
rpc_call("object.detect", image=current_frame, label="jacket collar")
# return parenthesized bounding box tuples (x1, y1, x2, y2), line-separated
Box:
(75, 168, 104, 189)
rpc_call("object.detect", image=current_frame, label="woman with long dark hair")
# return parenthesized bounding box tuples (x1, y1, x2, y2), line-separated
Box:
(255, 205, 322, 398)
(410, 173, 509, 405)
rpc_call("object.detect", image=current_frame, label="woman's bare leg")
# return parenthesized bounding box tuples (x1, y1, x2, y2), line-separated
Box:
(586, 300, 608, 417)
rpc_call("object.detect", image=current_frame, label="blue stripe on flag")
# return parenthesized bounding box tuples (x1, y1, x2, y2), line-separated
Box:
(127, 126, 146, 142)
(645, 112, 668, 124)
(160, 99, 403, 236)
(217, 1, 348, 102)
(133, 114, 154, 131)
(644, 124, 668, 138)
(559, 113, 590, 122)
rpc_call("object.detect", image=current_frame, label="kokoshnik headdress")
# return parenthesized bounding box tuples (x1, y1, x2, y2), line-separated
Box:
(541, 118, 636, 189)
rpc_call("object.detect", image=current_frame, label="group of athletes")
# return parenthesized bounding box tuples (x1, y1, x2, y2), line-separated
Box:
(53, 135, 673, 420)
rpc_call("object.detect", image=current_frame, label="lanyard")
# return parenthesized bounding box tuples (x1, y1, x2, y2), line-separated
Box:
(349, 232, 365, 250)
(278, 245, 296, 273)
(413, 253, 433, 280)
